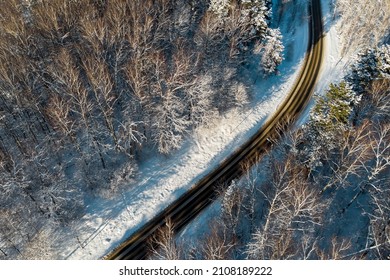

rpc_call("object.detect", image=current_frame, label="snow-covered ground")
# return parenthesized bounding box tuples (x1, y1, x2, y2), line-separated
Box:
(62, 0, 344, 260)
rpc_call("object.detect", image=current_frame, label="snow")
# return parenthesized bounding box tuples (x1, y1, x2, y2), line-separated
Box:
(62, 0, 329, 260)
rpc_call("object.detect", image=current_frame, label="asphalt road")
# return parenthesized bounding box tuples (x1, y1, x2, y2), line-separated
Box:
(105, 0, 324, 260)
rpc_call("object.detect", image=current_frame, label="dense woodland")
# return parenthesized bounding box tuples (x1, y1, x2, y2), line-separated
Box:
(0, 0, 389, 260)
(152, 44, 390, 260)
(0, 0, 285, 259)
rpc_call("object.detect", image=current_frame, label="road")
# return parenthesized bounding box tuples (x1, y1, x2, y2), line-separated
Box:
(105, 0, 324, 260)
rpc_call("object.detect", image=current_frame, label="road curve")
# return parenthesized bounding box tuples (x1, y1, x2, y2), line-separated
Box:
(105, 0, 324, 260)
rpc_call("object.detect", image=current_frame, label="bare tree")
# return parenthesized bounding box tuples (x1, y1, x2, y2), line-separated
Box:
(149, 219, 181, 260)
(369, 79, 390, 121)
(322, 121, 372, 191)
(246, 153, 325, 259)
(45, 95, 75, 138)
(317, 237, 354, 260)
(221, 181, 244, 237)
(47, 49, 92, 131)
(185, 74, 217, 127)
(362, 123, 390, 259)
(194, 11, 224, 55)
(200, 220, 235, 260)
(18, 228, 57, 260)
(149, 49, 195, 154)
(365, 123, 390, 182)
(336, 0, 390, 55)
(83, 54, 118, 144)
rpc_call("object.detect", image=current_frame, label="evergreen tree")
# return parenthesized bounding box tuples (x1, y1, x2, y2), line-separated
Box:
(311, 82, 356, 132)
(348, 44, 390, 93)
(241, 0, 271, 38)
(209, 0, 231, 18)
(260, 28, 284, 74)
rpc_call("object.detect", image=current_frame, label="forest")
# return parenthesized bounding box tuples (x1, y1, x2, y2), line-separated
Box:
(0, 0, 389, 260)
(0, 0, 283, 259)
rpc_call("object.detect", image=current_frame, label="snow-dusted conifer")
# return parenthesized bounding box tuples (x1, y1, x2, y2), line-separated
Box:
(305, 82, 358, 171)
(209, 0, 231, 18)
(311, 82, 356, 132)
(241, 0, 270, 37)
(260, 28, 284, 74)
(208, 0, 271, 40)
(348, 44, 390, 93)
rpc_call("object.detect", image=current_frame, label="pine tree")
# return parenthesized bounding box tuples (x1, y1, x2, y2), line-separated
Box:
(260, 28, 284, 74)
(209, 0, 231, 18)
(348, 44, 390, 93)
(241, 0, 271, 38)
(311, 82, 356, 132)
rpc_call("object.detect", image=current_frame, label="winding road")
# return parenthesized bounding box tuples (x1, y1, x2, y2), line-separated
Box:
(105, 0, 324, 260)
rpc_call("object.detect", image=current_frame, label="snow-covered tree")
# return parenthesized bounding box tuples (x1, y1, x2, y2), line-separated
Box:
(221, 181, 243, 234)
(209, 0, 231, 18)
(208, 0, 271, 40)
(311, 82, 357, 132)
(185, 74, 217, 127)
(348, 44, 390, 94)
(116, 119, 145, 157)
(148, 49, 194, 155)
(336, 0, 390, 55)
(241, 0, 271, 38)
(149, 219, 182, 260)
(304, 82, 358, 171)
(19, 228, 58, 260)
(260, 28, 284, 74)
(245, 152, 325, 260)
(152, 92, 189, 155)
